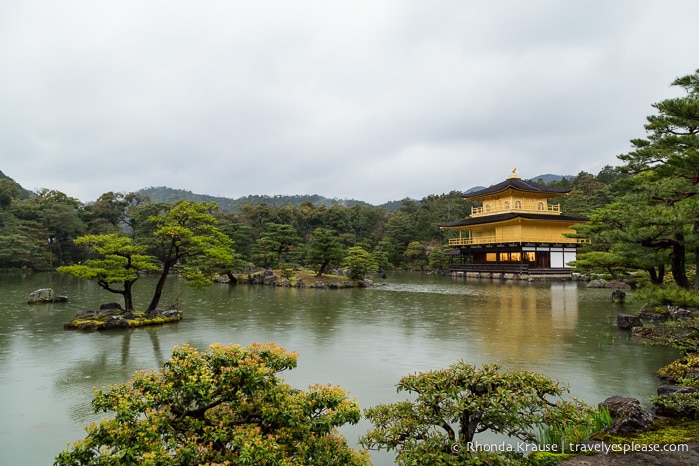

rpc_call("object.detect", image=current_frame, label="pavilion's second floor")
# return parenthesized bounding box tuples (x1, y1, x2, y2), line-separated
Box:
(440, 212, 587, 247)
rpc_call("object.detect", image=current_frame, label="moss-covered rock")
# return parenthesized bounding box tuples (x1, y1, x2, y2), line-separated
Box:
(64, 309, 182, 331)
(591, 418, 699, 446)
(658, 354, 699, 383)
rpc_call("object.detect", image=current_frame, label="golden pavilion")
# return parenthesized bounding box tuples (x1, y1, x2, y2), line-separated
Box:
(439, 170, 587, 278)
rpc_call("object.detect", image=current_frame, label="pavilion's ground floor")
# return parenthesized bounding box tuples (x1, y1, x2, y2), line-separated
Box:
(446, 243, 580, 280)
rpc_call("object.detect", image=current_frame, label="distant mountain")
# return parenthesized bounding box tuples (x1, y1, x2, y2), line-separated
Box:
(528, 173, 575, 184)
(463, 174, 574, 194)
(0, 170, 34, 199)
(137, 186, 380, 211)
(464, 185, 486, 194)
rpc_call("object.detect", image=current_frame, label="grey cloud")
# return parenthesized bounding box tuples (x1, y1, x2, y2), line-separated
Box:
(1, 0, 698, 205)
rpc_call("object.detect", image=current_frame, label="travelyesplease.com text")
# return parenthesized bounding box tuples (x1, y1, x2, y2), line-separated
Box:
(451, 440, 690, 455)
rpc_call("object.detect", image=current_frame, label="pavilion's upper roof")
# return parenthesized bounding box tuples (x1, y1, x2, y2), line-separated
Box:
(464, 176, 570, 200)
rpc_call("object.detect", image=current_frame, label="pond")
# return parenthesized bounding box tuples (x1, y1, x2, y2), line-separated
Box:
(0, 272, 678, 465)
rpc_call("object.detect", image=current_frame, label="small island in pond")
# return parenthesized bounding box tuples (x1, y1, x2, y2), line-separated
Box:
(64, 304, 182, 331)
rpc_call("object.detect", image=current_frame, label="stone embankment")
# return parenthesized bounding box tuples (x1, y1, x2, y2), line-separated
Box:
(229, 269, 375, 289)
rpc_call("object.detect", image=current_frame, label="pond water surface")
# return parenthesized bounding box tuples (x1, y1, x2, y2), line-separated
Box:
(0, 272, 678, 465)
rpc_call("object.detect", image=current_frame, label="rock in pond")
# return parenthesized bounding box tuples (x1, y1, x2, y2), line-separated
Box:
(599, 396, 654, 434)
(617, 313, 642, 330)
(27, 288, 69, 304)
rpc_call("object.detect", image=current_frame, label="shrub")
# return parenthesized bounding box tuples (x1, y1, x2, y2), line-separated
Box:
(651, 392, 699, 419)
(635, 284, 699, 308)
(360, 361, 595, 465)
(54, 343, 369, 466)
(657, 353, 699, 383)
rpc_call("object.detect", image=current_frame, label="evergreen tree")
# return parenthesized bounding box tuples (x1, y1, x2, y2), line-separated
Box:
(611, 69, 699, 289)
(146, 201, 236, 311)
(307, 228, 344, 277)
(256, 222, 302, 268)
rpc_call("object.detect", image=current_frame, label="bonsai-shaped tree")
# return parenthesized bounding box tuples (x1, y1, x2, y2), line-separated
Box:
(145, 200, 237, 311)
(58, 201, 239, 314)
(360, 361, 595, 464)
(57, 234, 158, 311)
(55, 342, 370, 465)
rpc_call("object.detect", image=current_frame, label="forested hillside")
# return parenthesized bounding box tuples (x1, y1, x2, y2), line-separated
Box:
(0, 166, 617, 272)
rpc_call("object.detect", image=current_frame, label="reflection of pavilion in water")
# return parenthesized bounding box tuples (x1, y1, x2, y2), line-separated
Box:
(473, 283, 579, 365)
(549, 283, 579, 326)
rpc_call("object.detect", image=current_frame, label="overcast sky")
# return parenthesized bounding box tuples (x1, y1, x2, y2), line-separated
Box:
(1, 0, 697, 205)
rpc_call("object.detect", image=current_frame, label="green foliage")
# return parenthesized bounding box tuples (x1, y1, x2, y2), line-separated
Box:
(634, 283, 699, 308)
(10, 188, 86, 267)
(146, 201, 237, 310)
(342, 246, 379, 280)
(592, 418, 699, 447)
(256, 222, 302, 269)
(657, 353, 699, 382)
(632, 313, 699, 355)
(403, 241, 428, 271)
(280, 266, 295, 280)
(360, 361, 594, 465)
(428, 245, 452, 272)
(651, 391, 699, 420)
(521, 452, 572, 466)
(558, 170, 617, 218)
(57, 234, 159, 310)
(534, 407, 612, 453)
(138, 187, 375, 211)
(572, 69, 699, 291)
(307, 227, 345, 277)
(569, 250, 629, 280)
(371, 249, 393, 271)
(0, 177, 22, 209)
(60, 234, 158, 281)
(54, 342, 370, 466)
(0, 212, 51, 269)
(380, 211, 416, 266)
(613, 69, 699, 289)
(85, 191, 148, 235)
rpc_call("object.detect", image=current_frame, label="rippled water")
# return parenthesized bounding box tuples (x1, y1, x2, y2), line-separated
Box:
(0, 272, 678, 465)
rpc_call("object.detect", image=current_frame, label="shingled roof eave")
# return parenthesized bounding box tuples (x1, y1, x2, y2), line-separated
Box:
(439, 212, 588, 228)
(462, 178, 571, 199)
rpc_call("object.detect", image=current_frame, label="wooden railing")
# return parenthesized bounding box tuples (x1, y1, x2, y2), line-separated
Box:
(471, 204, 561, 217)
(447, 234, 587, 246)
